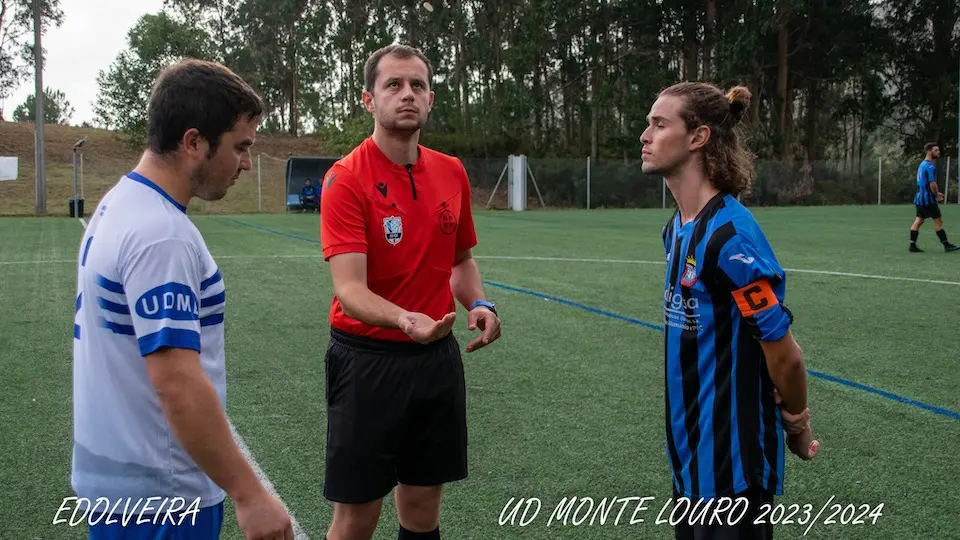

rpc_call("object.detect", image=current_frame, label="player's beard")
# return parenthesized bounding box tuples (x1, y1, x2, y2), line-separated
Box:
(642, 161, 674, 178)
(380, 110, 427, 137)
(190, 160, 231, 201)
(643, 153, 686, 178)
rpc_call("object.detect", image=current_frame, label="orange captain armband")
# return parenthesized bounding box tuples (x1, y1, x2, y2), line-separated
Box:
(731, 279, 779, 317)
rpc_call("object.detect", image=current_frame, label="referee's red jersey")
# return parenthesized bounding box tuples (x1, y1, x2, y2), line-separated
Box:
(320, 137, 478, 342)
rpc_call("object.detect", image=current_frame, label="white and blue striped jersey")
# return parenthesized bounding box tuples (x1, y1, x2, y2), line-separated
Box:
(72, 171, 227, 510)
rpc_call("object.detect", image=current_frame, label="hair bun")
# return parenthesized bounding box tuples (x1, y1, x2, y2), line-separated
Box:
(726, 85, 751, 123)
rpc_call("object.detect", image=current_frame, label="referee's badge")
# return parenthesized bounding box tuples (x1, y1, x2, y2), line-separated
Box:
(383, 216, 403, 245)
(680, 255, 698, 287)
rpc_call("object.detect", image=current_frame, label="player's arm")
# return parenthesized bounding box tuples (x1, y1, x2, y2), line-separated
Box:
(718, 235, 819, 459)
(451, 248, 487, 309)
(729, 278, 808, 415)
(121, 239, 267, 505)
(718, 237, 808, 415)
(145, 347, 268, 505)
(321, 168, 406, 328)
(759, 329, 808, 415)
(925, 166, 941, 199)
(328, 252, 406, 327)
(451, 164, 500, 351)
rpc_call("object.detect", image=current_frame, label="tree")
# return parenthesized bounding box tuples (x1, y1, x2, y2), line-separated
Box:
(884, 0, 959, 155)
(12, 85, 72, 123)
(93, 11, 213, 145)
(0, 0, 64, 106)
(82, 0, 957, 206)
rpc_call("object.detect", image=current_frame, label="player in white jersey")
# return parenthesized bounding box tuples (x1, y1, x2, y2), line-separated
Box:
(72, 59, 293, 540)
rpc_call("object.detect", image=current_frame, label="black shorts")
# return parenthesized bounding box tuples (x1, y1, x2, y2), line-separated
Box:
(323, 328, 468, 504)
(916, 203, 941, 219)
(673, 486, 774, 540)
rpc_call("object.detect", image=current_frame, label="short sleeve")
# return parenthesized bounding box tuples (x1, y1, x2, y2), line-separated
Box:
(716, 235, 793, 342)
(320, 167, 367, 260)
(120, 238, 203, 357)
(925, 165, 936, 184)
(456, 161, 478, 252)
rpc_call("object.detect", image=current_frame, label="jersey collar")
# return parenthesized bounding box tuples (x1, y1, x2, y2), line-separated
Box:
(678, 191, 726, 228)
(126, 171, 188, 214)
(364, 137, 426, 173)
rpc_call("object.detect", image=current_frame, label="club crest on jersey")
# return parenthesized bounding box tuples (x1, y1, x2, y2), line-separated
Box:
(680, 255, 698, 287)
(383, 216, 403, 245)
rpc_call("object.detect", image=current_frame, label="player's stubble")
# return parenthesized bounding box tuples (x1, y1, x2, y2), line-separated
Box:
(190, 152, 239, 202)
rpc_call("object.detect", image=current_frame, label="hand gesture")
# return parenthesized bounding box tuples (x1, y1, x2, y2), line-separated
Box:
(466, 307, 501, 352)
(235, 490, 294, 540)
(937, 192, 945, 202)
(398, 311, 456, 344)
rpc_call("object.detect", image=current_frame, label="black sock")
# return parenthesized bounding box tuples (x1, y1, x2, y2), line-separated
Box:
(910, 230, 919, 243)
(398, 525, 440, 539)
(937, 229, 948, 244)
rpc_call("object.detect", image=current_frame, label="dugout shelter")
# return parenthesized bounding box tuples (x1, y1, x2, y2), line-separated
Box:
(285, 155, 340, 212)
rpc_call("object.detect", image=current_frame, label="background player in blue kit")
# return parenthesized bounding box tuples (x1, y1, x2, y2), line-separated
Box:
(640, 81, 819, 540)
(72, 59, 294, 539)
(909, 142, 959, 252)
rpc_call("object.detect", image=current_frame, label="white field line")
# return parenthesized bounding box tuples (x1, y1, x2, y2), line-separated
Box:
(0, 259, 76, 265)
(5, 250, 959, 287)
(470, 255, 960, 286)
(228, 422, 309, 540)
(74, 219, 309, 539)
(0, 254, 322, 265)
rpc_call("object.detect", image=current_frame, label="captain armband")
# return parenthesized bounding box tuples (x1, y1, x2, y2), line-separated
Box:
(731, 279, 779, 317)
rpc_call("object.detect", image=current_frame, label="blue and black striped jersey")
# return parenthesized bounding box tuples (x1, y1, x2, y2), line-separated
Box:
(914, 160, 937, 206)
(661, 193, 793, 500)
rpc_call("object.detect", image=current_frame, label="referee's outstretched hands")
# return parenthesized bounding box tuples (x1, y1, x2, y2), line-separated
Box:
(398, 311, 457, 344)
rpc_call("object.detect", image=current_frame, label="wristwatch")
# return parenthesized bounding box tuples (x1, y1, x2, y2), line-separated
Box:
(470, 299, 497, 316)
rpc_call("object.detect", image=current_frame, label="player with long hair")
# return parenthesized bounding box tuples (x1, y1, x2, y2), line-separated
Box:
(641, 81, 818, 540)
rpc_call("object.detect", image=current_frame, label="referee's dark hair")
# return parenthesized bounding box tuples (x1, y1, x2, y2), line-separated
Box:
(146, 58, 264, 157)
(924, 142, 939, 153)
(658, 82, 755, 197)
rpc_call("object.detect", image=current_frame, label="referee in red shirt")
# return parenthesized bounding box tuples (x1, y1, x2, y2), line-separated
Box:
(319, 44, 502, 540)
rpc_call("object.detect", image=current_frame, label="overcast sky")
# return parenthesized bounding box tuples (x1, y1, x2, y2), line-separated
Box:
(1, 0, 166, 125)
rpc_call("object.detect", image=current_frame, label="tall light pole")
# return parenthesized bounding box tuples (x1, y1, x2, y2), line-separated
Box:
(33, 0, 46, 214)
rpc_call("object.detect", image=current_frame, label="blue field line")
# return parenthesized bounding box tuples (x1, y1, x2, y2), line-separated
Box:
(804, 370, 960, 421)
(218, 216, 321, 244)
(483, 280, 664, 332)
(483, 280, 960, 423)
(220, 217, 960, 423)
